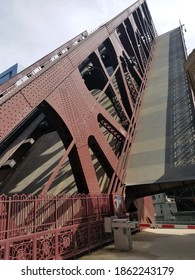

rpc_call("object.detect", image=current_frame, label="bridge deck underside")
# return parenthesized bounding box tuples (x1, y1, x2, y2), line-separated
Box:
(125, 28, 195, 197)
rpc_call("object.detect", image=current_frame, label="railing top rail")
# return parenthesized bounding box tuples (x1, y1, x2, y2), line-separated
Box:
(0, 193, 115, 200)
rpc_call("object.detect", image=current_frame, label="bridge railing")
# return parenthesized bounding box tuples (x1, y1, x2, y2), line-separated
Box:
(0, 193, 126, 259)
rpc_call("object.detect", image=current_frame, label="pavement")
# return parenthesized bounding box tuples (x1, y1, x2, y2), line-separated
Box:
(79, 228, 195, 260)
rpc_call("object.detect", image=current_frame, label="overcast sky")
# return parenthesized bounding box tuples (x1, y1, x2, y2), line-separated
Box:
(0, 0, 194, 73)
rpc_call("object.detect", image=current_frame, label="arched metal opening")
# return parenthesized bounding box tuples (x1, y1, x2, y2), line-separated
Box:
(39, 101, 89, 194)
(0, 102, 89, 195)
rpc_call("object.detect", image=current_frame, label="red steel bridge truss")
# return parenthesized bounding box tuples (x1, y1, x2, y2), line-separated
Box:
(0, 0, 156, 259)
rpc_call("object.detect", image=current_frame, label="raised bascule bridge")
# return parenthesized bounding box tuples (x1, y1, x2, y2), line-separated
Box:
(0, 0, 195, 259)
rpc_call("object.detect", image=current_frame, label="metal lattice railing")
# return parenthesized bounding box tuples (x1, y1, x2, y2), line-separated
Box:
(0, 193, 126, 260)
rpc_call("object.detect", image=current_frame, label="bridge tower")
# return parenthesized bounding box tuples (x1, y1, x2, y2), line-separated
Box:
(1, 0, 195, 260)
(0, 0, 155, 209)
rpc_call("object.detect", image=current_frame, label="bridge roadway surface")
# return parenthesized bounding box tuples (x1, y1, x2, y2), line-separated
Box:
(79, 228, 195, 260)
(125, 27, 195, 198)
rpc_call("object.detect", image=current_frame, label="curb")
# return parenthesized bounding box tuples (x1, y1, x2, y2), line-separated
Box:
(139, 223, 195, 229)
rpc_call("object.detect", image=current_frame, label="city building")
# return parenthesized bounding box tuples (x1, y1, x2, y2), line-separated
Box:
(185, 49, 195, 96)
(0, 63, 18, 85)
(152, 193, 177, 222)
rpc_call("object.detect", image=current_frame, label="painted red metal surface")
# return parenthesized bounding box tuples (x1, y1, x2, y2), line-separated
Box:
(0, 193, 155, 259)
(0, 0, 156, 259)
(0, 194, 119, 260)
(0, 0, 156, 195)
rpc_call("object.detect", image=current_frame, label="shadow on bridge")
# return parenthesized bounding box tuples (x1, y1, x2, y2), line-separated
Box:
(125, 28, 195, 206)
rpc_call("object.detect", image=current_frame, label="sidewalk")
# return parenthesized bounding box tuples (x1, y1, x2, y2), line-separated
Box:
(78, 228, 195, 260)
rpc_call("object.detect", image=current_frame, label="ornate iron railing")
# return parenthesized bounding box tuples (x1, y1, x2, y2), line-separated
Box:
(0, 193, 125, 259)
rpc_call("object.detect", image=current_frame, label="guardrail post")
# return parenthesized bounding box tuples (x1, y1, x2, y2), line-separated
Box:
(6, 197, 11, 239)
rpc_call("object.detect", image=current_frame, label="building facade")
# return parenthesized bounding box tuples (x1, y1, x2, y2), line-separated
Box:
(185, 49, 195, 97)
(152, 193, 177, 222)
(0, 64, 18, 85)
